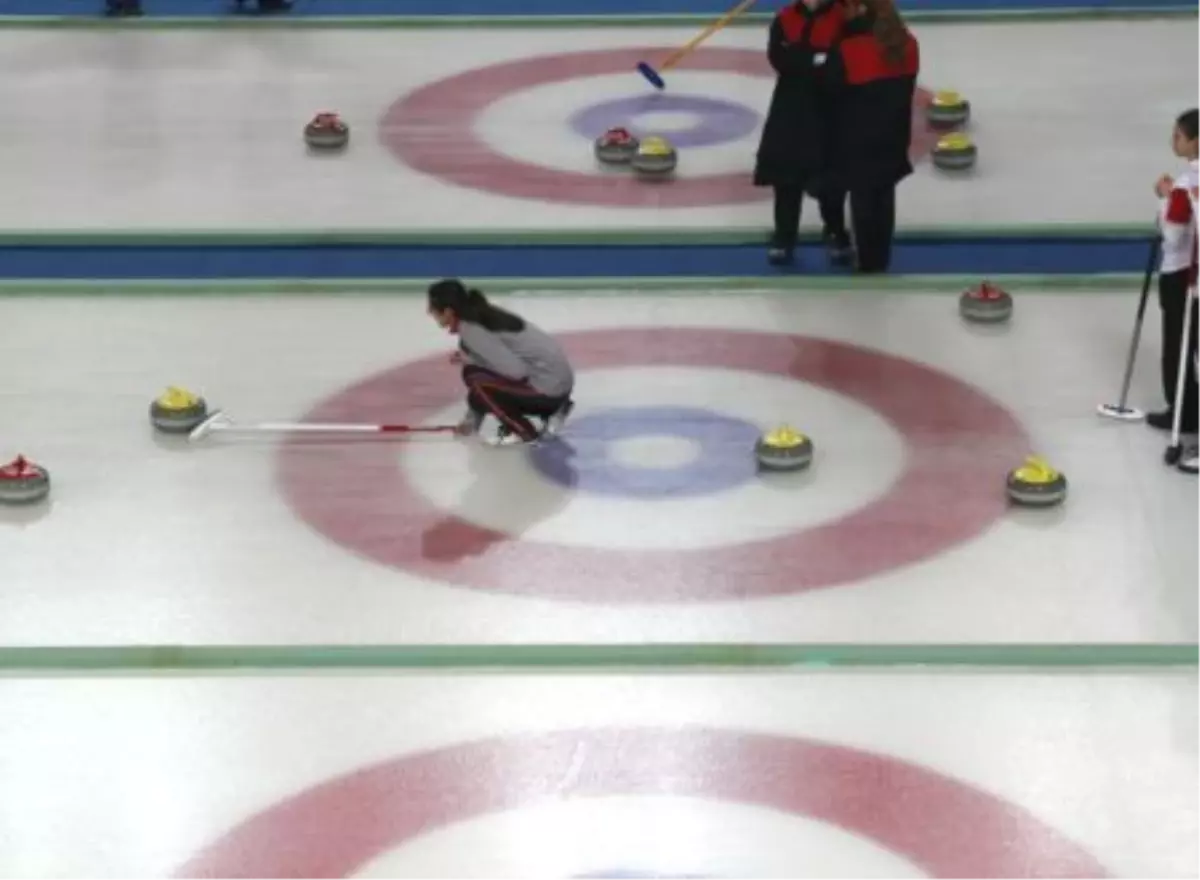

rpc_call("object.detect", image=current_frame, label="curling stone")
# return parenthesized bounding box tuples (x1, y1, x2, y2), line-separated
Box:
(932, 132, 977, 171)
(631, 135, 678, 177)
(959, 281, 1013, 323)
(150, 386, 209, 434)
(1006, 456, 1068, 507)
(303, 112, 349, 150)
(594, 127, 640, 165)
(755, 425, 814, 472)
(0, 455, 50, 505)
(926, 90, 970, 130)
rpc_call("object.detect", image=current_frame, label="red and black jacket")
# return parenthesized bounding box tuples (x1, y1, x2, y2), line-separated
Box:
(768, 0, 845, 74)
(824, 15, 920, 187)
(754, 0, 848, 185)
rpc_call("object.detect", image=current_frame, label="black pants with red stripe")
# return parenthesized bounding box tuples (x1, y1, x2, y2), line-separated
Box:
(463, 366, 567, 441)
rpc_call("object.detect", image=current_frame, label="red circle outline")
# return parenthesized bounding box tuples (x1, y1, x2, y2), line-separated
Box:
(278, 328, 1029, 603)
(379, 47, 938, 207)
(176, 727, 1109, 878)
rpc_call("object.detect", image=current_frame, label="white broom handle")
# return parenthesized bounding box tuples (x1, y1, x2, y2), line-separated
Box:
(218, 421, 382, 433)
(210, 420, 456, 434)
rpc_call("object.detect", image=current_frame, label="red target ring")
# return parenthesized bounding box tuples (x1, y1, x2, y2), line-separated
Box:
(278, 328, 1029, 604)
(379, 47, 939, 207)
(176, 727, 1109, 877)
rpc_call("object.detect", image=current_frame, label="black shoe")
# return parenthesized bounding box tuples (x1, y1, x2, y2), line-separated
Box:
(234, 0, 292, 12)
(824, 229, 853, 267)
(1142, 405, 1200, 429)
(767, 238, 794, 266)
(1147, 409, 1174, 431)
(105, 0, 142, 15)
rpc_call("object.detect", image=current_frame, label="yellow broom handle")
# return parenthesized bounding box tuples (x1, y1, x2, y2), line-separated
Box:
(658, 0, 760, 71)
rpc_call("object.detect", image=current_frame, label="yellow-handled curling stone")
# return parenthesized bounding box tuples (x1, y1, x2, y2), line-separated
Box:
(0, 455, 50, 505)
(1006, 456, 1068, 507)
(150, 386, 210, 434)
(959, 281, 1013, 323)
(926, 90, 970, 130)
(932, 132, 977, 171)
(304, 111, 350, 151)
(755, 425, 814, 472)
(631, 135, 678, 176)
(594, 127, 640, 165)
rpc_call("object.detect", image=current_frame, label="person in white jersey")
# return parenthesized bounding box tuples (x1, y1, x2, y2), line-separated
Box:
(1150, 108, 1197, 472)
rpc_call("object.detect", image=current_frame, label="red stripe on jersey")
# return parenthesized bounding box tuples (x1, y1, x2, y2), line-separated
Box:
(778, 2, 845, 47)
(1166, 187, 1193, 224)
(809, 4, 845, 48)
(839, 30, 919, 85)
(778, 4, 806, 41)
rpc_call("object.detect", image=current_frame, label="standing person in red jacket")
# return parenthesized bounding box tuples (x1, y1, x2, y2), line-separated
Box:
(754, 0, 853, 268)
(824, 0, 919, 273)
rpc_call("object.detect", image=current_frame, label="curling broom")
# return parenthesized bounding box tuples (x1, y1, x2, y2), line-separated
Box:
(188, 411, 458, 443)
(637, 0, 759, 90)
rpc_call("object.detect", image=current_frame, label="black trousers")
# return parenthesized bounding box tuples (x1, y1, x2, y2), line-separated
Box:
(772, 185, 847, 247)
(463, 366, 566, 441)
(849, 184, 897, 273)
(1158, 268, 1198, 432)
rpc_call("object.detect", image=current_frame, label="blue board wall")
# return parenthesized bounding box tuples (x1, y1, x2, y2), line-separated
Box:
(0, 235, 1159, 281)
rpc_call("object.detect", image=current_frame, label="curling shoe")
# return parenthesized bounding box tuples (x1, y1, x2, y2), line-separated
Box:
(542, 399, 575, 437)
(824, 229, 854, 267)
(486, 425, 539, 448)
(767, 239, 795, 267)
(1149, 409, 1199, 434)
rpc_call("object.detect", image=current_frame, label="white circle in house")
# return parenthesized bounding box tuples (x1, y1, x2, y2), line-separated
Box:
(355, 795, 923, 878)
(400, 367, 906, 552)
(607, 434, 702, 470)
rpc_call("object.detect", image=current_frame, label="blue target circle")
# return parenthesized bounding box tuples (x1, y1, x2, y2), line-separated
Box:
(569, 94, 760, 149)
(529, 405, 761, 499)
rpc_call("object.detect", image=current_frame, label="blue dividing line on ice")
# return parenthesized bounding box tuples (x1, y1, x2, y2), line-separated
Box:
(0, 0, 1192, 15)
(0, 235, 1156, 279)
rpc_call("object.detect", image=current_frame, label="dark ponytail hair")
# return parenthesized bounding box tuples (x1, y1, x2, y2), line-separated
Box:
(427, 279, 525, 332)
(862, 0, 909, 66)
(1177, 108, 1198, 141)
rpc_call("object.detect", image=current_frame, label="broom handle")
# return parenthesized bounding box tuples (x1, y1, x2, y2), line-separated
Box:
(213, 421, 456, 434)
(659, 0, 760, 71)
(1115, 234, 1161, 409)
(1171, 193, 1200, 445)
